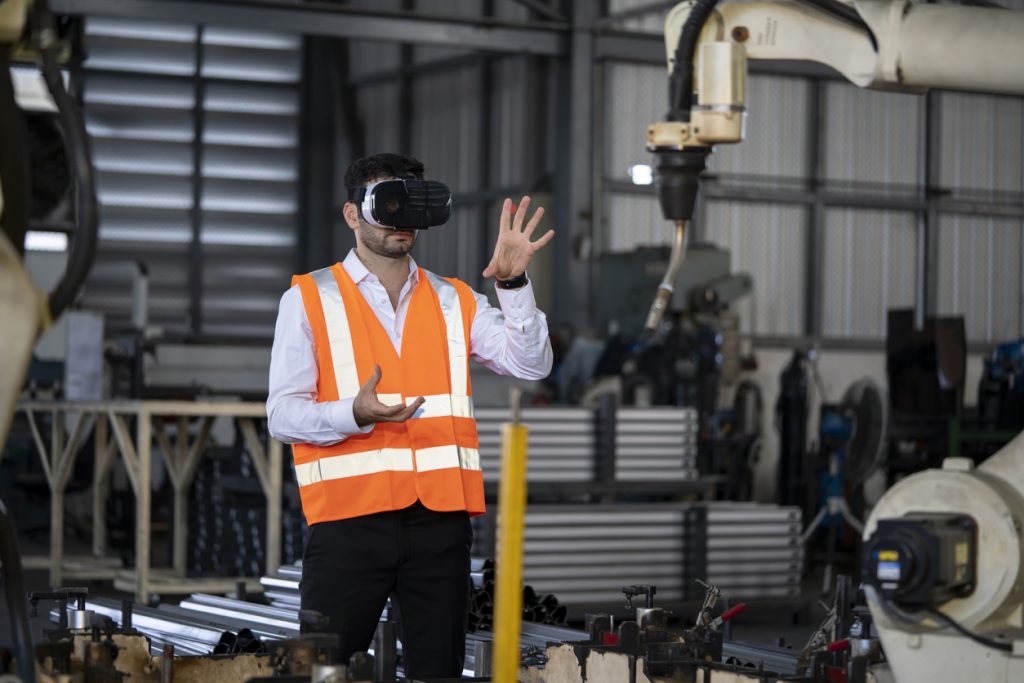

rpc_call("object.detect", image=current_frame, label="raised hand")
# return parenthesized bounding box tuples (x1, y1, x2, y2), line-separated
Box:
(482, 196, 555, 281)
(352, 365, 425, 427)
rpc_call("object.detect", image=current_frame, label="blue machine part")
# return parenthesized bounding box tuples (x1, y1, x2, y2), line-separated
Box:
(820, 408, 855, 442)
(990, 339, 1024, 389)
(818, 406, 855, 526)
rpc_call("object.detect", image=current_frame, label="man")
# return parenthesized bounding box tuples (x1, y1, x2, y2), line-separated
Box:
(267, 153, 554, 679)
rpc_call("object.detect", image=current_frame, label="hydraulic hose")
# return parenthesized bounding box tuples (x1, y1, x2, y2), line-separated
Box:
(0, 497, 36, 683)
(668, 0, 720, 121)
(32, 0, 99, 321)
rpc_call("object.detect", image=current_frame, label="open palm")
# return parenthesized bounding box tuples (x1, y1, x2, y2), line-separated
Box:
(482, 196, 555, 281)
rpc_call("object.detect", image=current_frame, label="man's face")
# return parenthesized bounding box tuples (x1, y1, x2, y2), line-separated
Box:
(348, 176, 418, 259)
(356, 218, 418, 259)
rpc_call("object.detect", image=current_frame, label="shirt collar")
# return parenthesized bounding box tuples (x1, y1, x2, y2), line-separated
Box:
(342, 248, 419, 285)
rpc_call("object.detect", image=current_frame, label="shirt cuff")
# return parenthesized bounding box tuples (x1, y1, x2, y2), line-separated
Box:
(494, 279, 538, 321)
(326, 398, 375, 438)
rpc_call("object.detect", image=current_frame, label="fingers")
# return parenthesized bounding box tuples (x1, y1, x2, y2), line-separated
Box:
(380, 396, 425, 423)
(532, 229, 555, 250)
(512, 196, 531, 233)
(499, 198, 513, 232)
(524, 205, 545, 238)
(482, 261, 497, 278)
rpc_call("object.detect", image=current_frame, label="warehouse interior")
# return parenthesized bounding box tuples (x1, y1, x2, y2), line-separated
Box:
(2, 0, 1024, 682)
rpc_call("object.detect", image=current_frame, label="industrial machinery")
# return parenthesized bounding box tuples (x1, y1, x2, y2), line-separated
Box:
(0, 0, 97, 469)
(646, 1, 1024, 681)
(801, 379, 887, 595)
(643, 0, 1024, 333)
(524, 576, 883, 683)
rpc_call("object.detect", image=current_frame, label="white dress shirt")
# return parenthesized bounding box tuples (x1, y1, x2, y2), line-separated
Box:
(267, 249, 552, 446)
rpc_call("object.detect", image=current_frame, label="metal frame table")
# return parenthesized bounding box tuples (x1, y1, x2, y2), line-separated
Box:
(16, 400, 283, 601)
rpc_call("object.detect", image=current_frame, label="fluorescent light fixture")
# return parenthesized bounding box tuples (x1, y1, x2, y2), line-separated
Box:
(25, 231, 69, 252)
(629, 164, 653, 186)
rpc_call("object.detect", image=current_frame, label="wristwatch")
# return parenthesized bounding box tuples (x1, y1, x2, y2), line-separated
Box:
(496, 272, 528, 290)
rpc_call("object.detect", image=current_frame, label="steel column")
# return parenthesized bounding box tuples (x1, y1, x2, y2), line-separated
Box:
(136, 407, 152, 602)
(805, 79, 827, 338)
(553, 0, 596, 327)
(920, 90, 942, 323)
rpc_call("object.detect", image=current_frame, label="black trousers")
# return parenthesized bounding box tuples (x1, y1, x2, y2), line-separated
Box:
(299, 502, 473, 680)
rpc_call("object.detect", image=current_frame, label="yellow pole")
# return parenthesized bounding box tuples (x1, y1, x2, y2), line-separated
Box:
(492, 390, 529, 683)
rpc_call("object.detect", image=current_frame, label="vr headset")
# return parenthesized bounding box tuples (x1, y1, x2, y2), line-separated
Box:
(348, 178, 452, 230)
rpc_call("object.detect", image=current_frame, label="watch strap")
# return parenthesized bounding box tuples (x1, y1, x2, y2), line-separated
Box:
(496, 272, 528, 290)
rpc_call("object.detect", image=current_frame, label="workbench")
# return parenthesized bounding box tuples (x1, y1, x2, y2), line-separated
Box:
(15, 400, 283, 601)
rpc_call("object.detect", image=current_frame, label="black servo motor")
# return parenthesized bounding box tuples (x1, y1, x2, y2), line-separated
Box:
(864, 513, 977, 609)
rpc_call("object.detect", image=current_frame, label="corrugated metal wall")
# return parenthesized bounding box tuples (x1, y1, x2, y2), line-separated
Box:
(703, 201, 807, 337)
(937, 214, 1024, 343)
(822, 209, 917, 338)
(73, 3, 1024, 345)
(600, 35, 1023, 344)
(81, 17, 300, 339)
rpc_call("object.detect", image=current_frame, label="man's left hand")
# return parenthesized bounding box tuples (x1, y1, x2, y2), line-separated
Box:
(482, 196, 555, 281)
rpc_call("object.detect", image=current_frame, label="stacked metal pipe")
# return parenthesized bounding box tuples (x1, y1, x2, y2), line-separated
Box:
(468, 558, 569, 631)
(51, 563, 584, 677)
(473, 502, 803, 606)
(188, 447, 268, 577)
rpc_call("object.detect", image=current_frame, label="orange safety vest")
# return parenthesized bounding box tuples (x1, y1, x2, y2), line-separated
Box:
(289, 262, 485, 525)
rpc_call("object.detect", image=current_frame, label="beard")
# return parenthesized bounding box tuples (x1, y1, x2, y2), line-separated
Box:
(358, 222, 417, 258)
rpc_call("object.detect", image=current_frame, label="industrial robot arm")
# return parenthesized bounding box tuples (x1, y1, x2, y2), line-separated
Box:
(643, 0, 1024, 332)
(647, 2, 1024, 680)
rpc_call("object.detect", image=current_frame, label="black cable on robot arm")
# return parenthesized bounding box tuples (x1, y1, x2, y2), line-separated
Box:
(667, 0, 720, 121)
(32, 0, 99, 321)
(924, 607, 1013, 652)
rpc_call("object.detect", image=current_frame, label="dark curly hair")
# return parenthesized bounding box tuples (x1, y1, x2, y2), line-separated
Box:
(344, 153, 425, 198)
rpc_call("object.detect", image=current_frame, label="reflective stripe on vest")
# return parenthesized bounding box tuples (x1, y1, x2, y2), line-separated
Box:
(423, 271, 469, 396)
(374, 393, 474, 419)
(295, 445, 481, 486)
(311, 267, 360, 399)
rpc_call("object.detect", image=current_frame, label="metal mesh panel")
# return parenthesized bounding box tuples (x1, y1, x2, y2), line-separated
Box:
(938, 91, 1023, 201)
(937, 213, 1024, 344)
(822, 209, 917, 339)
(824, 84, 920, 190)
(704, 200, 807, 336)
(81, 18, 300, 338)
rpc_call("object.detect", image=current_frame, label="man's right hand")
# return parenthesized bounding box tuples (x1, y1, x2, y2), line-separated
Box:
(352, 365, 425, 427)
